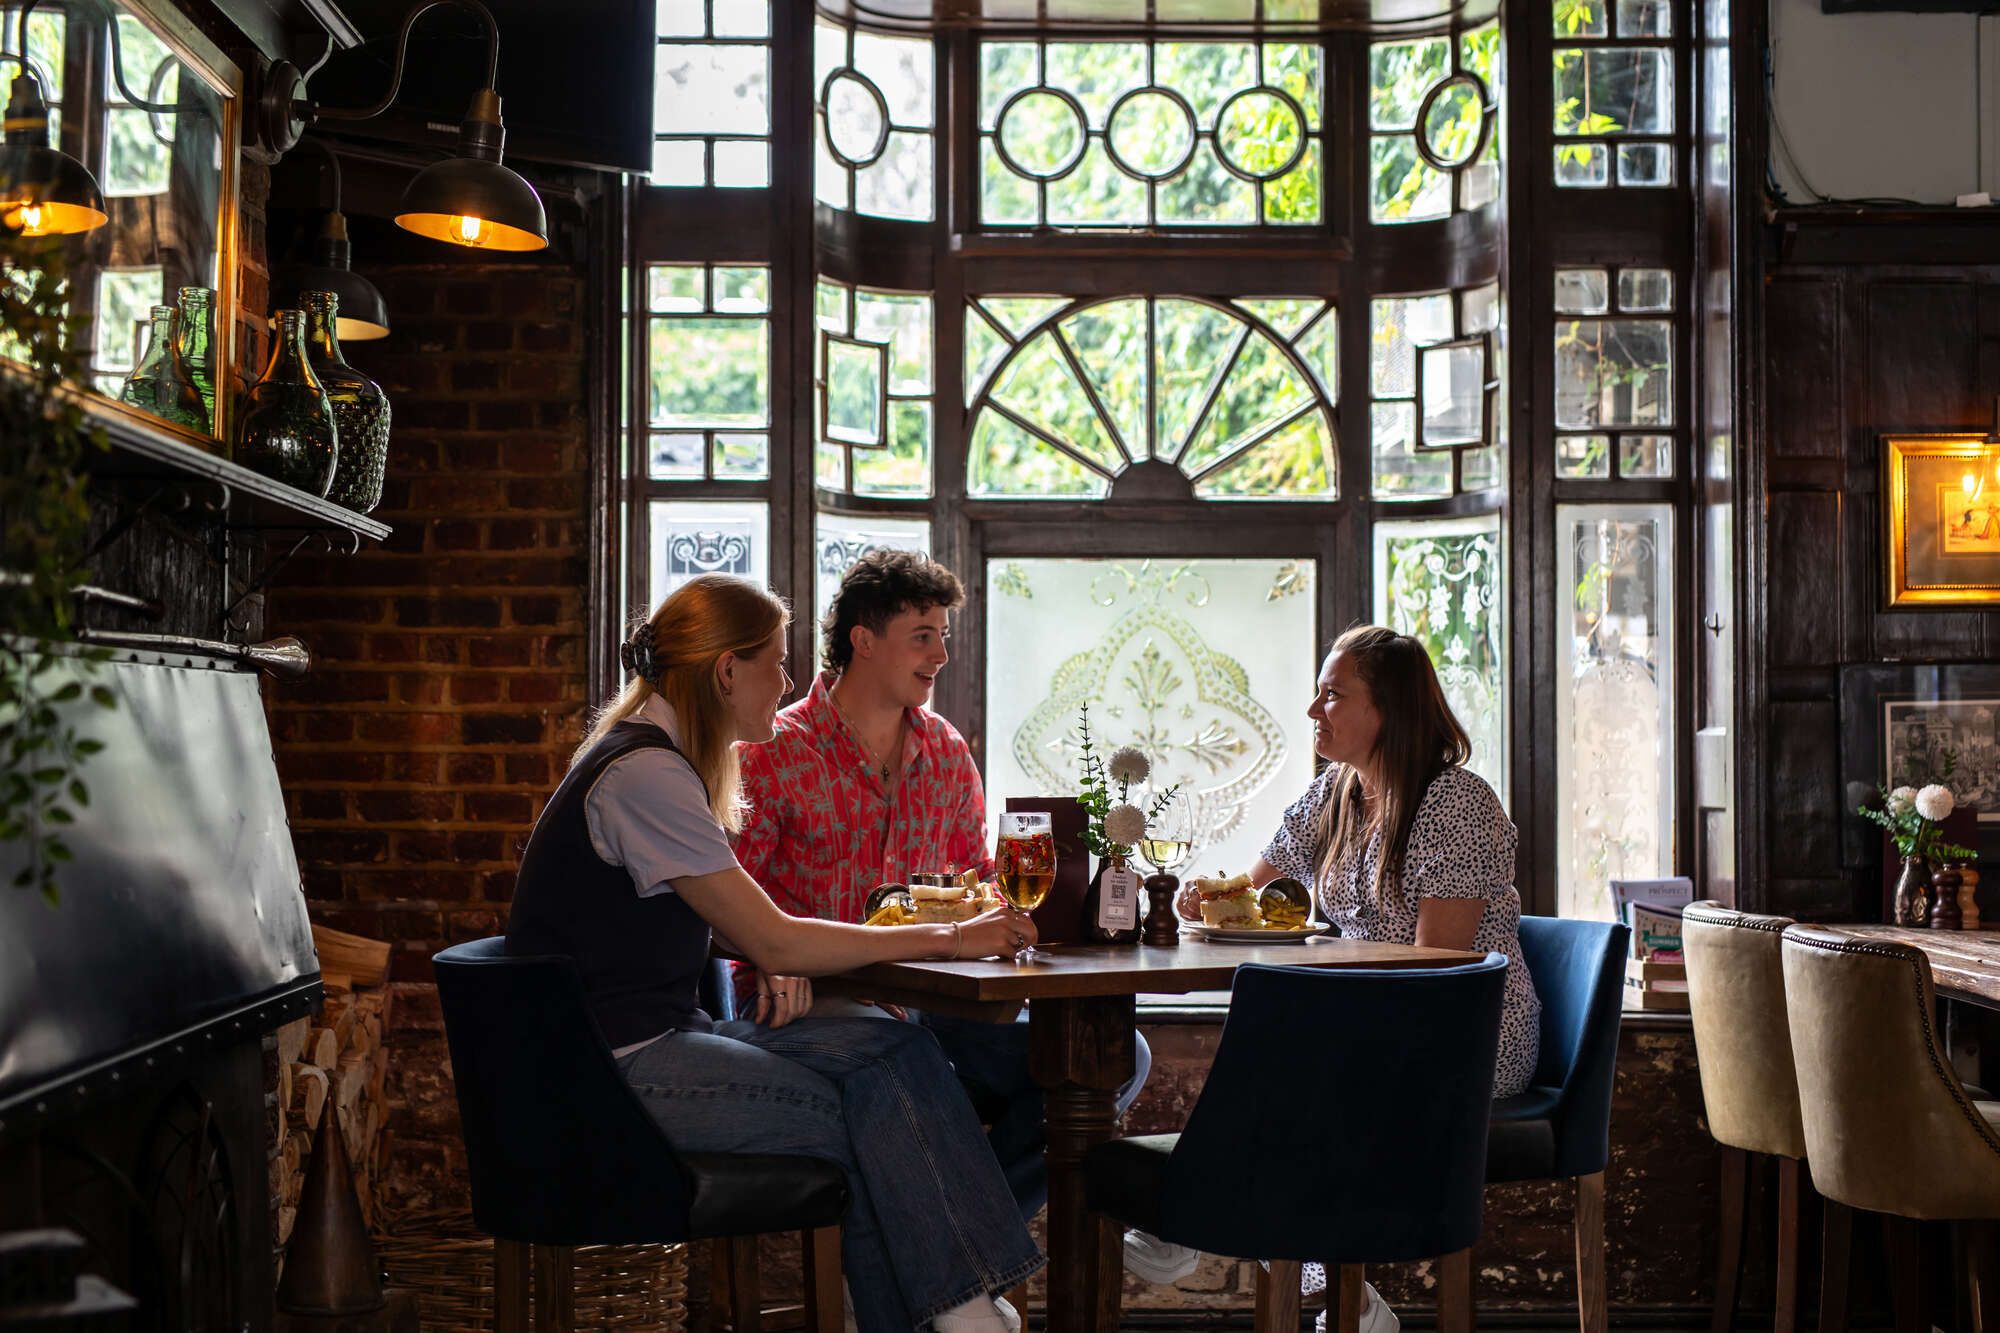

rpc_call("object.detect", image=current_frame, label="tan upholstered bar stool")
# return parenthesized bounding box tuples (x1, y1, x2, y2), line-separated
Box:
(1683, 903, 1811, 1333)
(1782, 925, 2000, 1333)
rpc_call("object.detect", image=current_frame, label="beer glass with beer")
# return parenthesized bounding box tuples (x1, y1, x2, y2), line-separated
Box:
(995, 810, 1056, 963)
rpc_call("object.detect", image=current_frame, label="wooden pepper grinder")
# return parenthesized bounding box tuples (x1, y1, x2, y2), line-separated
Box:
(1959, 861, 1982, 930)
(1143, 872, 1181, 947)
(1933, 862, 1964, 930)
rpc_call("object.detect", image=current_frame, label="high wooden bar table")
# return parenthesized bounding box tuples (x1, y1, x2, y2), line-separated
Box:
(1823, 925, 2000, 1010)
(821, 937, 1481, 1333)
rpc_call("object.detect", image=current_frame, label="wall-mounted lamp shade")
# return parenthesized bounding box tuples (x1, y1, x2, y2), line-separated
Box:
(0, 75, 106, 236)
(395, 154, 546, 251)
(273, 210, 390, 340)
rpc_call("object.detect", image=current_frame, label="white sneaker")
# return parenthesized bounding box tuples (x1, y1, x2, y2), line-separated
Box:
(932, 1297, 1016, 1333)
(992, 1294, 1022, 1333)
(1314, 1281, 1400, 1333)
(1122, 1229, 1202, 1284)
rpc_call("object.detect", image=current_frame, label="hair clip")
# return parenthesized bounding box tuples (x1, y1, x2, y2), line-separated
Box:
(621, 622, 661, 685)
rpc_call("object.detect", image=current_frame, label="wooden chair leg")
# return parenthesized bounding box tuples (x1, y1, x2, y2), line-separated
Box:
(1886, 1215, 1925, 1333)
(728, 1235, 764, 1333)
(1775, 1157, 1801, 1333)
(802, 1226, 843, 1333)
(1334, 1264, 1366, 1333)
(1967, 1219, 2000, 1333)
(494, 1239, 531, 1333)
(533, 1244, 576, 1332)
(1255, 1259, 1303, 1333)
(1437, 1247, 1475, 1333)
(1711, 1147, 1748, 1333)
(1819, 1198, 1852, 1333)
(1574, 1170, 1607, 1333)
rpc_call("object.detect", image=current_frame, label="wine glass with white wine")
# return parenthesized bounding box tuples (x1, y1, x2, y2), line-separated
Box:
(1138, 785, 1194, 878)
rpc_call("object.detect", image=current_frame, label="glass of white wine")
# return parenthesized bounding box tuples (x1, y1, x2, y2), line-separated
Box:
(996, 810, 1055, 963)
(1138, 786, 1194, 877)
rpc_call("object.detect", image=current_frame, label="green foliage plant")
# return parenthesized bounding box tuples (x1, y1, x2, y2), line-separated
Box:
(0, 229, 114, 905)
(1072, 701, 1178, 860)
(1857, 752, 1978, 864)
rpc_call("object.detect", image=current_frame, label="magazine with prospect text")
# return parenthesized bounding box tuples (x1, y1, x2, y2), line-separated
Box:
(1611, 877, 1694, 961)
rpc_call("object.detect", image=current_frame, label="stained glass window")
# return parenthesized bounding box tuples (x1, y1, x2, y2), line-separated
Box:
(1374, 515, 1506, 797)
(1554, 267, 1674, 478)
(814, 512, 933, 635)
(645, 264, 771, 480)
(977, 39, 1323, 228)
(1371, 282, 1503, 500)
(1553, 0, 1674, 188)
(651, 498, 769, 597)
(984, 557, 1318, 876)
(653, 0, 771, 187)
(1556, 503, 1674, 920)
(967, 295, 1337, 500)
(1369, 22, 1502, 224)
(815, 22, 935, 221)
(815, 279, 935, 498)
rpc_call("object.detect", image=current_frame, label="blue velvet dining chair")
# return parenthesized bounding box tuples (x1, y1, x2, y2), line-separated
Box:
(1486, 916, 1630, 1333)
(433, 937, 847, 1333)
(1083, 955, 1512, 1333)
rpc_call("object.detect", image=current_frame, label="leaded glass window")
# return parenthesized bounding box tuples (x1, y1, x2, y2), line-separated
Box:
(91, 266, 164, 397)
(651, 498, 770, 597)
(1371, 282, 1504, 500)
(1553, 0, 1674, 188)
(646, 263, 771, 480)
(815, 279, 935, 498)
(1368, 22, 1502, 224)
(814, 513, 933, 635)
(103, 15, 176, 198)
(984, 557, 1318, 876)
(1556, 504, 1675, 920)
(977, 39, 1323, 228)
(653, 0, 772, 187)
(814, 21, 935, 221)
(1374, 515, 1506, 797)
(1554, 266, 1674, 478)
(967, 295, 1337, 500)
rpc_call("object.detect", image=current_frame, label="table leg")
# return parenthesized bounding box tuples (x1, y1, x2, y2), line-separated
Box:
(1029, 994, 1137, 1333)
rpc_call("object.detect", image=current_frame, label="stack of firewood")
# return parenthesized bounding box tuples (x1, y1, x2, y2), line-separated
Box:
(273, 925, 395, 1247)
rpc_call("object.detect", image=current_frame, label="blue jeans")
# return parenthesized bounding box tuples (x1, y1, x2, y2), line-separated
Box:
(617, 1017, 1044, 1331)
(922, 1011, 1153, 1221)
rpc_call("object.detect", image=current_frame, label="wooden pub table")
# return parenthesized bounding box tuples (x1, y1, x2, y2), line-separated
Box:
(820, 936, 1481, 1333)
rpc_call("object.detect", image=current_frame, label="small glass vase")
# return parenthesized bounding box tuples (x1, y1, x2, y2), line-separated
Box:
(300, 290, 391, 513)
(235, 309, 338, 497)
(119, 305, 207, 433)
(175, 286, 217, 430)
(1894, 854, 1933, 928)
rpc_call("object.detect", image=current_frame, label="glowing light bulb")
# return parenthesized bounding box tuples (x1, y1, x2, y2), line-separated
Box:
(1967, 472, 1980, 497)
(14, 203, 45, 236)
(454, 214, 487, 246)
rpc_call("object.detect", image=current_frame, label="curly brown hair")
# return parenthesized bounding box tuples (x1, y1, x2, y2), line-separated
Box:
(822, 550, 964, 674)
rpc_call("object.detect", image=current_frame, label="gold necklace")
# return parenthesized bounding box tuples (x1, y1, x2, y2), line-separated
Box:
(831, 689, 899, 784)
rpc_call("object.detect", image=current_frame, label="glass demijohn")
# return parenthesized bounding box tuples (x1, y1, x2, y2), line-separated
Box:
(119, 305, 207, 433)
(301, 291, 392, 513)
(175, 286, 217, 429)
(235, 310, 339, 497)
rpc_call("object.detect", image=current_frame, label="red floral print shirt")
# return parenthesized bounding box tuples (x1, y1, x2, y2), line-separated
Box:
(735, 672, 994, 926)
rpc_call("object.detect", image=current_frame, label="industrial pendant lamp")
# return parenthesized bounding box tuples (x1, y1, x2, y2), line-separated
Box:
(273, 139, 391, 340)
(0, 4, 107, 237)
(259, 0, 547, 253)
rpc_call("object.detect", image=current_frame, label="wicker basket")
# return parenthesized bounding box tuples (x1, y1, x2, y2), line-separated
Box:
(375, 1209, 689, 1332)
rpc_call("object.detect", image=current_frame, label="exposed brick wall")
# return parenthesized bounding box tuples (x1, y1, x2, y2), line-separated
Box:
(265, 258, 592, 1215)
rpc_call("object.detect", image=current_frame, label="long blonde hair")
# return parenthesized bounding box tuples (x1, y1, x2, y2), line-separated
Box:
(1312, 624, 1472, 907)
(575, 574, 789, 832)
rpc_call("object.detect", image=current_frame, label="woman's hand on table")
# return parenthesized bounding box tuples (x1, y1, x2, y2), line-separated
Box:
(752, 973, 813, 1028)
(956, 905, 1037, 959)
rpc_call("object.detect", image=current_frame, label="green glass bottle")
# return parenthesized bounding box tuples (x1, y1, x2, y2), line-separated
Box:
(119, 305, 207, 433)
(300, 290, 391, 514)
(175, 285, 217, 431)
(235, 309, 339, 497)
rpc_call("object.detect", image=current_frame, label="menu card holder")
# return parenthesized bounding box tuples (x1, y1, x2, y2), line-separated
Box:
(1006, 794, 1088, 944)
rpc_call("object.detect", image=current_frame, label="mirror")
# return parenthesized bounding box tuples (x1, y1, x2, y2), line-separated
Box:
(3, 0, 238, 444)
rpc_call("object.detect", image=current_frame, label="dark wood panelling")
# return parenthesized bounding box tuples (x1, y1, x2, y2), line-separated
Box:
(1766, 279, 1843, 459)
(1864, 282, 1981, 435)
(1767, 492, 1843, 668)
(1769, 700, 1842, 877)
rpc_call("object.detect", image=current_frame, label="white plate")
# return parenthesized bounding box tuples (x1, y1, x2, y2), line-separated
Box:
(1182, 922, 1331, 944)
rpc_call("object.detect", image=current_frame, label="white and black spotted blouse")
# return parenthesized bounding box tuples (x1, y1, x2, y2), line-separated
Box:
(1260, 763, 1541, 1098)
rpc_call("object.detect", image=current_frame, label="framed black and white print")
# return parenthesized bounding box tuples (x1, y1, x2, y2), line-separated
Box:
(1839, 663, 2000, 875)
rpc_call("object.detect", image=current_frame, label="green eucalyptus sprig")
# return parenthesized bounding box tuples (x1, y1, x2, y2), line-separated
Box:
(1, 228, 113, 904)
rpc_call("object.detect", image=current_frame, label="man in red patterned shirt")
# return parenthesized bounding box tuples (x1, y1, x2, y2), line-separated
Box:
(736, 551, 1161, 1237)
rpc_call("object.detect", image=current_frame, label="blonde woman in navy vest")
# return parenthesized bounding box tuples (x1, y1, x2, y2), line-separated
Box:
(509, 574, 1040, 1333)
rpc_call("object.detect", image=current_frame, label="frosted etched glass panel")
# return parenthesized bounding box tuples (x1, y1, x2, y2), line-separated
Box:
(1373, 516, 1506, 799)
(650, 499, 769, 598)
(1556, 504, 1674, 921)
(984, 558, 1317, 879)
(814, 512, 933, 637)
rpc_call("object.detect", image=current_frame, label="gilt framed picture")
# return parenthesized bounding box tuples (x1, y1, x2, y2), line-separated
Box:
(1883, 434, 2000, 606)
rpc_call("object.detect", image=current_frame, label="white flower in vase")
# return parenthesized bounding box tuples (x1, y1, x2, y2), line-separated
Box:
(1916, 785, 1957, 823)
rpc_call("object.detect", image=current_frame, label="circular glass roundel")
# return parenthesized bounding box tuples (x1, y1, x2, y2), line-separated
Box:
(1214, 88, 1306, 182)
(1106, 87, 1196, 180)
(997, 87, 1088, 180)
(1416, 74, 1489, 170)
(824, 69, 889, 168)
